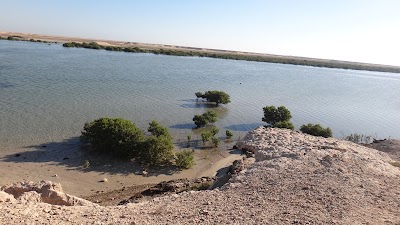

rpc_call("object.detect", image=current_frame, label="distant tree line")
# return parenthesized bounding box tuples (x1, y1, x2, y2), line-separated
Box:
(60, 41, 400, 73)
(1, 36, 55, 44)
(1, 37, 400, 73)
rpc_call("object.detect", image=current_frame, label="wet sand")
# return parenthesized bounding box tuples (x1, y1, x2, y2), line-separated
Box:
(0, 137, 243, 197)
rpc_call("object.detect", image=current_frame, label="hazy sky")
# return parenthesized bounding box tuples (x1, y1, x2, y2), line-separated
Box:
(1, 0, 399, 66)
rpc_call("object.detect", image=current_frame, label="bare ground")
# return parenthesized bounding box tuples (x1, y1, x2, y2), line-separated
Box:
(1, 127, 399, 224)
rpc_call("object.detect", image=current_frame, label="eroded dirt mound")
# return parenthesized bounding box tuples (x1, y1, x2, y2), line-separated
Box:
(1, 180, 95, 206)
(366, 139, 400, 161)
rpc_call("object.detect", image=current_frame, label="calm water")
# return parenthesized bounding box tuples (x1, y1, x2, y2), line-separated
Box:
(1, 40, 399, 148)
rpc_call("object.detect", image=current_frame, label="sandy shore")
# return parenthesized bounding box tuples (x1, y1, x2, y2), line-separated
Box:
(0, 137, 243, 197)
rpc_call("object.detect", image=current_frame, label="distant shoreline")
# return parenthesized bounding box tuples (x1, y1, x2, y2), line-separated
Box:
(1, 31, 400, 73)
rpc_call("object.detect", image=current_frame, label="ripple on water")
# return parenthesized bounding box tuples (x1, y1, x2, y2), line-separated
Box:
(0, 41, 400, 148)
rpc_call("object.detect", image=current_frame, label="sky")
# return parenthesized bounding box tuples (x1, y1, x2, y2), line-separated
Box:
(1, 0, 399, 66)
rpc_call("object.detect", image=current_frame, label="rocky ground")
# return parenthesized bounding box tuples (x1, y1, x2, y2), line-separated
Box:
(1, 127, 399, 224)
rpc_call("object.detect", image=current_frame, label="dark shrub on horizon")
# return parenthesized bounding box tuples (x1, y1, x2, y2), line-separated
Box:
(300, 123, 332, 138)
(262, 105, 292, 127)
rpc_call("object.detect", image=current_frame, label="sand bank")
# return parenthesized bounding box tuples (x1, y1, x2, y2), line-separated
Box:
(0, 137, 242, 197)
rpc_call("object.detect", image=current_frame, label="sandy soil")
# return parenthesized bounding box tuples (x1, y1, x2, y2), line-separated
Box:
(0, 137, 243, 197)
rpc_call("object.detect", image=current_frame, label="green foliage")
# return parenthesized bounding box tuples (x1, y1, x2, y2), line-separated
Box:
(81, 118, 144, 158)
(141, 135, 175, 166)
(201, 131, 212, 144)
(200, 90, 231, 105)
(226, 130, 233, 138)
(81, 118, 177, 166)
(274, 121, 294, 130)
(195, 92, 203, 98)
(193, 115, 208, 127)
(175, 149, 195, 169)
(193, 111, 218, 128)
(262, 106, 292, 126)
(62, 41, 104, 49)
(211, 137, 221, 147)
(210, 127, 219, 136)
(141, 120, 175, 166)
(300, 123, 333, 138)
(203, 111, 217, 123)
(148, 120, 170, 138)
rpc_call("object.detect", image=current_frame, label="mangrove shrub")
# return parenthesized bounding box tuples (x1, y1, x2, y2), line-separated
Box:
(196, 90, 231, 105)
(300, 123, 332, 138)
(175, 149, 195, 169)
(81, 118, 144, 158)
(193, 111, 218, 128)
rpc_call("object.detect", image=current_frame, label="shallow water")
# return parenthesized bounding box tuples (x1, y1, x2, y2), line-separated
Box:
(0, 40, 399, 148)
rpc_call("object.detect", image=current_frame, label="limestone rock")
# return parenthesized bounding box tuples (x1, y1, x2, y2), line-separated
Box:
(0, 191, 15, 203)
(1, 180, 96, 206)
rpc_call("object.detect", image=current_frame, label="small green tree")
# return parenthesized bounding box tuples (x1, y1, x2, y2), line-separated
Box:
(210, 127, 219, 136)
(193, 111, 218, 128)
(195, 92, 203, 98)
(81, 118, 144, 158)
(141, 135, 175, 166)
(211, 137, 221, 147)
(175, 149, 195, 169)
(203, 111, 217, 123)
(300, 123, 332, 138)
(226, 130, 233, 138)
(201, 131, 212, 145)
(200, 90, 231, 105)
(262, 106, 292, 126)
(193, 114, 208, 127)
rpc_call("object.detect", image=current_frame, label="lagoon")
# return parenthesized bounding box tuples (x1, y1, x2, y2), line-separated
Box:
(1, 40, 399, 148)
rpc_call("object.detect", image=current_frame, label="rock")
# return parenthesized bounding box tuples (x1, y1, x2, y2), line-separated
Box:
(0, 191, 15, 203)
(200, 209, 210, 215)
(102, 178, 108, 183)
(229, 159, 244, 174)
(0, 181, 95, 206)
